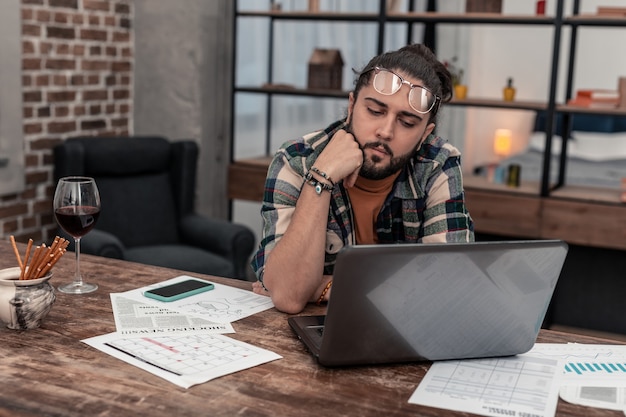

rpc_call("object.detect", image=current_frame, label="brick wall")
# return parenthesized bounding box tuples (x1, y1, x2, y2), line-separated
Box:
(4, 0, 133, 244)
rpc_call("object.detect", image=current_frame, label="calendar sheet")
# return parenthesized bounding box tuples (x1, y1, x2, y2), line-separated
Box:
(83, 332, 282, 388)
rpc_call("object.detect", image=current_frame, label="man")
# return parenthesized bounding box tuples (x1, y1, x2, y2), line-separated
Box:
(251, 43, 474, 314)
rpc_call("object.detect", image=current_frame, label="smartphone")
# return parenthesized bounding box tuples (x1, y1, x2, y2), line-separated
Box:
(143, 279, 215, 302)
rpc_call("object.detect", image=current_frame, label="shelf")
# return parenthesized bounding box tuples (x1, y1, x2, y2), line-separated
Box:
(556, 104, 626, 116)
(236, 87, 549, 111)
(236, 86, 348, 99)
(387, 12, 556, 25)
(463, 174, 541, 195)
(566, 14, 626, 27)
(449, 97, 547, 111)
(237, 11, 380, 21)
(237, 10, 557, 25)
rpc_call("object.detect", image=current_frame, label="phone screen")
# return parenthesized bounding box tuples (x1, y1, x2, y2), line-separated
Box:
(144, 279, 214, 302)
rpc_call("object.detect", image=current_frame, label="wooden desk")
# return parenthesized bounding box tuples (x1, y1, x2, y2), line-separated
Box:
(0, 242, 622, 417)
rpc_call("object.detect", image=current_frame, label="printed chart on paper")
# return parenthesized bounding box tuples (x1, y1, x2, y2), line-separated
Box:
(410, 354, 561, 417)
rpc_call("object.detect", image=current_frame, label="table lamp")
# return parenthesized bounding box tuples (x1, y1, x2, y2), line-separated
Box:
(493, 129, 512, 158)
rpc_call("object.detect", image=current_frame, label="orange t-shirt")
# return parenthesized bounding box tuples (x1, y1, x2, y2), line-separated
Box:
(346, 173, 400, 244)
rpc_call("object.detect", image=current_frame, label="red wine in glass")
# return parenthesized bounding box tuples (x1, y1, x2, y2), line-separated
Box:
(53, 176, 101, 294)
(54, 206, 100, 238)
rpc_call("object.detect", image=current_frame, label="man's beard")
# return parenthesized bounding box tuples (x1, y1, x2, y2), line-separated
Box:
(346, 120, 415, 180)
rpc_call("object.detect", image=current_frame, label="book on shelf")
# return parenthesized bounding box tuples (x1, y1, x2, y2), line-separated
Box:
(597, 7, 626, 17)
(567, 89, 619, 108)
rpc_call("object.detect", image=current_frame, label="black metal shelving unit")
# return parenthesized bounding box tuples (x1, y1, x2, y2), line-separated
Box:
(230, 0, 626, 205)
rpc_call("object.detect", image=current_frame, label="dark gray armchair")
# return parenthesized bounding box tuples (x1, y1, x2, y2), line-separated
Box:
(53, 136, 255, 280)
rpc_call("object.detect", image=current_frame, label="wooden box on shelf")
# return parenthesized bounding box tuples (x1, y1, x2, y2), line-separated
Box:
(307, 48, 344, 90)
(466, 0, 501, 13)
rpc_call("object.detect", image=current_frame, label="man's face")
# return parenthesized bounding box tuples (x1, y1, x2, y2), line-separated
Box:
(346, 72, 435, 180)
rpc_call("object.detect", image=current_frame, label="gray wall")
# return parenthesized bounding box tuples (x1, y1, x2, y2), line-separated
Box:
(134, 0, 233, 219)
(0, 0, 25, 196)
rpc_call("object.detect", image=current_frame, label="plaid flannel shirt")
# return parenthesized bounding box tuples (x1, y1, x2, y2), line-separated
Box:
(251, 119, 474, 281)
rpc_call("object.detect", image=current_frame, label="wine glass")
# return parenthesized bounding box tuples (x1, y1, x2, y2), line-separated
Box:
(53, 176, 101, 294)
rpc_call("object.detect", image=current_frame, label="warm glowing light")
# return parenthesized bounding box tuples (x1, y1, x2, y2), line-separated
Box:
(493, 129, 512, 157)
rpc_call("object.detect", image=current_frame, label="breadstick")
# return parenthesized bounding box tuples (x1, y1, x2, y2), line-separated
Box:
(49, 236, 60, 252)
(9, 235, 23, 272)
(20, 239, 34, 280)
(26, 245, 44, 280)
(39, 248, 66, 278)
(33, 244, 52, 278)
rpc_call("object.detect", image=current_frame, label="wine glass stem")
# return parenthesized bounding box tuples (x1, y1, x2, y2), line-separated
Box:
(74, 237, 84, 286)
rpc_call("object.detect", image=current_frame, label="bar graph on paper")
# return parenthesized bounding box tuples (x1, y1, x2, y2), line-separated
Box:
(565, 361, 626, 375)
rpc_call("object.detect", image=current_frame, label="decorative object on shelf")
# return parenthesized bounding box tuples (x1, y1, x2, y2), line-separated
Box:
(386, 0, 401, 13)
(493, 129, 513, 158)
(308, 0, 319, 12)
(568, 88, 619, 108)
(536, 0, 546, 15)
(466, 0, 501, 13)
(444, 56, 467, 99)
(503, 77, 516, 101)
(619, 77, 626, 108)
(307, 48, 344, 90)
(270, 0, 281, 11)
(454, 84, 468, 100)
(506, 164, 521, 188)
(444, 56, 464, 86)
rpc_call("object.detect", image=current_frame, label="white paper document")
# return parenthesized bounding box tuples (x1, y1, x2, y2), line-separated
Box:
(410, 343, 626, 417)
(409, 353, 562, 417)
(83, 332, 282, 389)
(119, 275, 274, 323)
(110, 293, 235, 336)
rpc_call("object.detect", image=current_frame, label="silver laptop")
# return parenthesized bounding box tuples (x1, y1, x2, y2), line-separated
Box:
(288, 240, 568, 367)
